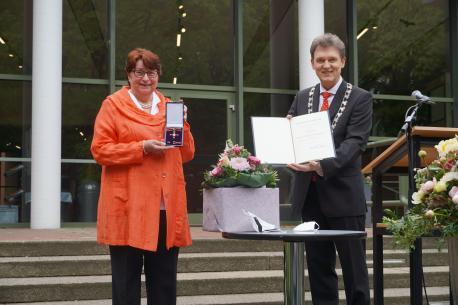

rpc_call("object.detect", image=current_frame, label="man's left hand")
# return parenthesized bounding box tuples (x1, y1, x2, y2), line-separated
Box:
(287, 160, 323, 176)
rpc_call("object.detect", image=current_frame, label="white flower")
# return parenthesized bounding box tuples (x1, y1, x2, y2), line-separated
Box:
(425, 210, 434, 218)
(412, 191, 425, 205)
(450, 186, 458, 198)
(218, 155, 230, 167)
(230, 157, 251, 171)
(435, 138, 458, 157)
(439, 172, 458, 184)
(453, 194, 458, 205)
(434, 181, 447, 193)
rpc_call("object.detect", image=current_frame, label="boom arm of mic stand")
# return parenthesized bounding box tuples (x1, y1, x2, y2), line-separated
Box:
(399, 103, 422, 135)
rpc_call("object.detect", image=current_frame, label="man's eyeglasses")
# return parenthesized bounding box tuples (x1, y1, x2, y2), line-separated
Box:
(132, 69, 159, 79)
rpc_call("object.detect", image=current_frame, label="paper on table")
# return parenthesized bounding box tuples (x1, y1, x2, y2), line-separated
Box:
(243, 210, 278, 232)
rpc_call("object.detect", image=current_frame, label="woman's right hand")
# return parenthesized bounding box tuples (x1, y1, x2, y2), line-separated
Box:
(143, 140, 172, 155)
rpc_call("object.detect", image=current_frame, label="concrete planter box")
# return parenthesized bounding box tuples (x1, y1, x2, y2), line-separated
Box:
(203, 187, 279, 232)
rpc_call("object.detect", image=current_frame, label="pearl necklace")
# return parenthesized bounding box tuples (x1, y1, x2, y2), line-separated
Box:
(139, 102, 152, 109)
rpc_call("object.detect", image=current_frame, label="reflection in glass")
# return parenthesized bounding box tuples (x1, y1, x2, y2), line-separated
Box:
(63, 0, 108, 78)
(372, 99, 449, 137)
(357, 0, 450, 97)
(116, 0, 233, 85)
(0, 161, 30, 223)
(61, 162, 101, 222)
(62, 84, 108, 159)
(0, 80, 31, 158)
(243, 0, 298, 89)
(183, 98, 227, 213)
(0, 1, 30, 75)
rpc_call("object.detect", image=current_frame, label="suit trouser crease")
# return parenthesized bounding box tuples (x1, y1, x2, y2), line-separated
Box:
(303, 182, 370, 305)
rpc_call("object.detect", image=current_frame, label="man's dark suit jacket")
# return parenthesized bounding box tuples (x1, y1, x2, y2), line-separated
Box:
(288, 80, 373, 218)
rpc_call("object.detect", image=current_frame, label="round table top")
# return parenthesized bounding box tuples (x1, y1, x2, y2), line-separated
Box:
(222, 229, 366, 242)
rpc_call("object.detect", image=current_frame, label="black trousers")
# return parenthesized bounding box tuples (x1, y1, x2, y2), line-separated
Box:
(109, 211, 179, 305)
(302, 183, 370, 305)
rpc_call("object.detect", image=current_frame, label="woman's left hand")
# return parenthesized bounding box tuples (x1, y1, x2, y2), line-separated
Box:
(184, 105, 188, 121)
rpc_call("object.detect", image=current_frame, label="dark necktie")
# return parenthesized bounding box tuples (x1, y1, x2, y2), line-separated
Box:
(320, 91, 332, 111)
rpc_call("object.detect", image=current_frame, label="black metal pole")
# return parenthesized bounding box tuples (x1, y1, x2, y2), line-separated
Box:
(372, 173, 384, 305)
(405, 107, 423, 305)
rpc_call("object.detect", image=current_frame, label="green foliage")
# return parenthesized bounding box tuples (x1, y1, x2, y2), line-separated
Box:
(383, 137, 458, 250)
(202, 139, 278, 189)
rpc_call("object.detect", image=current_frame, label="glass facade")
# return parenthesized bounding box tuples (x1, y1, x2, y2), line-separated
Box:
(116, 0, 234, 85)
(357, 0, 450, 97)
(0, 0, 456, 222)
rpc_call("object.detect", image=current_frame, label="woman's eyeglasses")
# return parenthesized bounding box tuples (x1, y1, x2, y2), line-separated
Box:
(132, 69, 159, 79)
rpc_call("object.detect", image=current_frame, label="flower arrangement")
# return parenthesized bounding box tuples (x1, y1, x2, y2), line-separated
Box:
(383, 136, 458, 250)
(202, 140, 278, 188)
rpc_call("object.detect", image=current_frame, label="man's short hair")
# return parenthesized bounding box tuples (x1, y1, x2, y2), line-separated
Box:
(310, 33, 346, 59)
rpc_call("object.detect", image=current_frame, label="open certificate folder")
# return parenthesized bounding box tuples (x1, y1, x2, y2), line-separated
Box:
(251, 111, 336, 164)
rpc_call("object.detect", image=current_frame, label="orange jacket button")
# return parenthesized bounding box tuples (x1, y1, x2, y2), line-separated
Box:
(161, 173, 167, 178)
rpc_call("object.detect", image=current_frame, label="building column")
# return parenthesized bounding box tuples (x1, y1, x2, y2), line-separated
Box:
(298, 0, 324, 90)
(31, 0, 62, 228)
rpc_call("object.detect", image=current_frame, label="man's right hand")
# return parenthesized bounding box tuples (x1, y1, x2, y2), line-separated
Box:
(286, 114, 293, 120)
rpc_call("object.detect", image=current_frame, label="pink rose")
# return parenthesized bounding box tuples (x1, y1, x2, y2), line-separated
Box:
(248, 155, 261, 166)
(421, 180, 435, 193)
(449, 186, 458, 198)
(444, 159, 455, 170)
(453, 194, 458, 205)
(232, 146, 241, 155)
(210, 167, 222, 177)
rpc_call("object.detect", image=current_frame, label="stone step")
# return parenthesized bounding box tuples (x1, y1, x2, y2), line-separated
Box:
(0, 267, 449, 303)
(0, 236, 445, 257)
(0, 287, 451, 305)
(0, 249, 449, 278)
(0, 286, 452, 305)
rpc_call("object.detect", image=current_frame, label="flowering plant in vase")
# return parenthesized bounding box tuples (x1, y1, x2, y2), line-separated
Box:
(383, 137, 458, 250)
(202, 139, 278, 188)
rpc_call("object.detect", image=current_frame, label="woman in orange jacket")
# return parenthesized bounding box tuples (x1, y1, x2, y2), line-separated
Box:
(91, 48, 195, 305)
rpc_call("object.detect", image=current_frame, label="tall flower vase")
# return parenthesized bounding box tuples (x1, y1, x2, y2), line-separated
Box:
(449, 237, 458, 305)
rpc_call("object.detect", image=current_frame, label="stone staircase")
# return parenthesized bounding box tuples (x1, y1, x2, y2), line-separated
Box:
(0, 235, 451, 305)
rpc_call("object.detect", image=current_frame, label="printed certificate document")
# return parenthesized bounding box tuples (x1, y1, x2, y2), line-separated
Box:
(251, 111, 336, 164)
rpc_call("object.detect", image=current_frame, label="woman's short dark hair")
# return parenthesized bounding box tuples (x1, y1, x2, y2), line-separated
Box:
(125, 48, 162, 75)
(310, 33, 346, 59)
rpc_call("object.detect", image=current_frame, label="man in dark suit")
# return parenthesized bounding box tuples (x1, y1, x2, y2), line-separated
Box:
(287, 33, 372, 305)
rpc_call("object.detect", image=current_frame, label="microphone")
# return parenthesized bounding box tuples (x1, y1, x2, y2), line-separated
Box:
(411, 90, 434, 104)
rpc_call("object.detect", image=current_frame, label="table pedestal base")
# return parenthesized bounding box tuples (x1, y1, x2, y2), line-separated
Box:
(284, 242, 305, 305)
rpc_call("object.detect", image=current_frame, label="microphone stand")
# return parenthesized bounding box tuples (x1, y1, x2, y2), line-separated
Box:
(400, 101, 424, 305)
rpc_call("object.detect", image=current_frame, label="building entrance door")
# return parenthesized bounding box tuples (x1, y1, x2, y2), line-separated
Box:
(161, 90, 235, 214)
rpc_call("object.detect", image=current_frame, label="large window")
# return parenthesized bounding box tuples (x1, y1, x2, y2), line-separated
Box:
(243, 0, 299, 89)
(63, 0, 108, 78)
(61, 84, 108, 159)
(371, 98, 450, 137)
(0, 80, 31, 158)
(357, 0, 450, 97)
(116, 0, 234, 86)
(0, 1, 30, 75)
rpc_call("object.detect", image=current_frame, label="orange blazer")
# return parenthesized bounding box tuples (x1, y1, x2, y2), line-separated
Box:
(91, 86, 195, 251)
